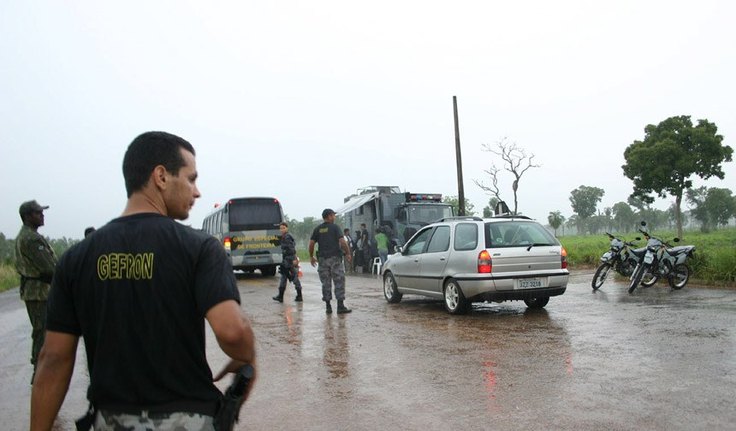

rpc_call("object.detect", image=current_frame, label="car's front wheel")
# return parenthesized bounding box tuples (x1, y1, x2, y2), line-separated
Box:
(524, 296, 549, 309)
(443, 279, 469, 314)
(383, 272, 403, 303)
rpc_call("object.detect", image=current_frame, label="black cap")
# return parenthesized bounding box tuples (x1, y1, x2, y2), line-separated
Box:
(322, 208, 335, 218)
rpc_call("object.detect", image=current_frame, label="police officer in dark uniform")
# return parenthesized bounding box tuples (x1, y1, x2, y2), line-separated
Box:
(309, 209, 353, 314)
(15, 200, 57, 383)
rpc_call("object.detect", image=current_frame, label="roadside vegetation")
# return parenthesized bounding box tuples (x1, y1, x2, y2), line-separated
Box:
(0, 233, 79, 293)
(1, 227, 733, 292)
(560, 227, 736, 287)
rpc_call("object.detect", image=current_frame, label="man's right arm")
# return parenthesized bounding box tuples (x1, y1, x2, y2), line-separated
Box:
(308, 240, 317, 267)
(207, 300, 257, 400)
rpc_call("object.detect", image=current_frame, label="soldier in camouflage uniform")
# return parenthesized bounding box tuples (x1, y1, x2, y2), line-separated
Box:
(14, 200, 57, 383)
(273, 222, 303, 303)
(309, 209, 353, 314)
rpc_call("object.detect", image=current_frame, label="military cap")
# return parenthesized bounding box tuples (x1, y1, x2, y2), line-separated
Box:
(322, 208, 336, 218)
(19, 200, 49, 216)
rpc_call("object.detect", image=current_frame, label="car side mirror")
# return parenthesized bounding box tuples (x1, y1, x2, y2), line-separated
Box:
(396, 246, 404, 254)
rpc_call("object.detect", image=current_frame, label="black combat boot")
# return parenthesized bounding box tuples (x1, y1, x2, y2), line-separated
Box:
(272, 286, 285, 303)
(325, 301, 333, 314)
(337, 300, 352, 314)
(295, 289, 303, 302)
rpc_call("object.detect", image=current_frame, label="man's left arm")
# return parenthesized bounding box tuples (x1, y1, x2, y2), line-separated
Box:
(30, 331, 79, 431)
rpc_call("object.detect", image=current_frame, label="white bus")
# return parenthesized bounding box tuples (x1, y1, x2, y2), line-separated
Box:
(202, 197, 285, 276)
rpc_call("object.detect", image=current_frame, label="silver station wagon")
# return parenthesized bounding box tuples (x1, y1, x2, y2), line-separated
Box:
(382, 216, 569, 314)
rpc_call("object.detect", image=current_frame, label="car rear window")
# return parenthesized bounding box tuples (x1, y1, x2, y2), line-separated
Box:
(485, 221, 558, 248)
(454, 223, 478, 251)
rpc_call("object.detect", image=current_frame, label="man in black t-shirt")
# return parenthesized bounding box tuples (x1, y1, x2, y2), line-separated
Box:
(309, 209, 352, 314)
(30, 132, 257, 431)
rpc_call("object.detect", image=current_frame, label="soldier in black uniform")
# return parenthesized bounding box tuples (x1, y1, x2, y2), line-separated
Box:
(31, 131, 257, 430)
(309, 209, 352, 314)
(273, 222, 302, 302)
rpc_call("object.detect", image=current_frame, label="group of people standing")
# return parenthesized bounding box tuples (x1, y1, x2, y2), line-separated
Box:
(341, 223, 391, 273)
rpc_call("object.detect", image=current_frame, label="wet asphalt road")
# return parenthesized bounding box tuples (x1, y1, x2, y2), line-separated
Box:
(1, 268, 735, 430)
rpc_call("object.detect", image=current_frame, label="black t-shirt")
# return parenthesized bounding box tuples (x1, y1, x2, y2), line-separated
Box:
(310, 222, 343, 258)
(46, 213, 240, 414)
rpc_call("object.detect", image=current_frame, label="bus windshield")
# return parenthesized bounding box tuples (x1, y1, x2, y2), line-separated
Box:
(229, 198, 283, 231)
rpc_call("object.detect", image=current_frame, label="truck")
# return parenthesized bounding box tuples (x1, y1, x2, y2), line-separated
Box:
(336, 185, 455, 249)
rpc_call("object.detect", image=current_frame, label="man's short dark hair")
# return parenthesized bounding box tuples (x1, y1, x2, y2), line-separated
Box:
(280, 222, 288, 228)
(122, 131, 196, 198)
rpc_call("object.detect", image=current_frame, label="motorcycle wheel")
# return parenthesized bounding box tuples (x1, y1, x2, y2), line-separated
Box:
(668, 264, 690, 290)
(640, 271, 659, 287)
(591, 263, 611, 290)
(628, 265, 645, 294)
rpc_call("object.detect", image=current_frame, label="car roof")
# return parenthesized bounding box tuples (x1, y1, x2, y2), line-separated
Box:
(433, 215, 533, 225)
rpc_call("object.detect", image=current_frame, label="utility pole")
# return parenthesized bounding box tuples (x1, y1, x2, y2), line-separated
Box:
(453, 96, 465, 216)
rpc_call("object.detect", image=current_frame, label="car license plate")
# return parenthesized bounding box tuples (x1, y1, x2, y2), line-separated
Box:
(644, 253, 654, 264)
(517, 278, 543, 289)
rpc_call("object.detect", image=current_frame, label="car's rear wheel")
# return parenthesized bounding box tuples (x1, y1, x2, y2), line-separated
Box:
(383, 272, 403, 303)
(524, 296, 549, 309)
(443, 279, 469, 314)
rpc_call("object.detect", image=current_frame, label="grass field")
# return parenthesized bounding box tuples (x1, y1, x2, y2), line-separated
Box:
(0, 263, 19, 293)
(559, 227, 736, 287)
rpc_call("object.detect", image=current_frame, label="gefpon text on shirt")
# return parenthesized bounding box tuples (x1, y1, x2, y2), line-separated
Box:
(97, 253, 154, 280)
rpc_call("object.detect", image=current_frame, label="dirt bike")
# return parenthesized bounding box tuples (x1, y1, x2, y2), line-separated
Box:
(591, 233, 639, 290)
(628, 222, 696, 294)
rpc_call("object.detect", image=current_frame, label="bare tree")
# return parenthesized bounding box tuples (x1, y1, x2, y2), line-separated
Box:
(474, 138, 541, 215)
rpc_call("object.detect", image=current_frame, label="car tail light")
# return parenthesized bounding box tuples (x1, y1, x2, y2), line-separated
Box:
(561, 247, 568, 269)
(478, 250, 492, 273)
(223, 237, 232, 251)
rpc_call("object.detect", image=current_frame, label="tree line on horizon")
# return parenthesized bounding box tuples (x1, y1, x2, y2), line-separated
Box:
(447, 114, 733, 238)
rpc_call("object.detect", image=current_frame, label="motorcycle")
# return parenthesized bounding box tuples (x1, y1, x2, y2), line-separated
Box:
(591, 233, 639, 290)
(627, 222, 696, 294)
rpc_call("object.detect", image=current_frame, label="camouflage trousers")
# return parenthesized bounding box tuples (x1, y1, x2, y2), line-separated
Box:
(94, 409, 214, 430)
(24, 300, 46, 367)
(317, 256, 346, 302)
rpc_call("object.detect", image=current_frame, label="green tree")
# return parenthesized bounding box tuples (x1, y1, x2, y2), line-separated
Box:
(706, 188, 735, 227)
(612, 202, 636, 233)
(547, 211, 565, 236)
(622, 115, 733, 238)
(482, 197, 500, 217)
(569, 185, 605, 234)
(687, 187, 735, 231)
(0, 233, 15, 264)
(443, 196, 476, 216)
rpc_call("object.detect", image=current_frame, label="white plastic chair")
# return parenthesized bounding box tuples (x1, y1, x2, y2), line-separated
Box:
(372, 257, 382, 275)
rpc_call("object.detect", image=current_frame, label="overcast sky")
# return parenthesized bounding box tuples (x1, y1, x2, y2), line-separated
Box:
(2, 0, 734, 239)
